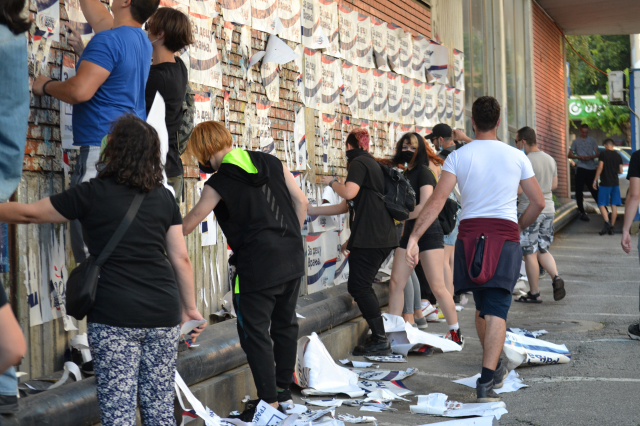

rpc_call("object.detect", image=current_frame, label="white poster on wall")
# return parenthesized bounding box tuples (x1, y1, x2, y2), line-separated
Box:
(427, 40, 449, 84)
(190, 0, 217, 18)
(338, 4, 358, 64)
(321, 54, 342, 115)
(65, 0, 94, 44)
(251, 0, 278, 33)
(425, 83, 438, 127)
(446, 85, 455, 126)
(355, 12, 374, 69)
(257, 97, 275, 155)
(304, 47, 323, 110)
(437, 84, 447, 124)
(387, 22, 402, 75)
(371, 16, 389, 71)
(277, 0, 301, 43)
(221, 0, 251, 25)
(60, 54, 76, 149)
(412, 35, 427, 82)
(302, 0, 330, 49)
(294, 107, 307, 170)
(401, 75, 414, 125)
(36, 0, 60, 43)
(454, 88, 465, 129)
(373, 69, 388, 122)
(454, 48, 464, 91)
(188, 12, 223, 89)
(387, 71, 401, 124)
(318, 0, 340, 58)
(357, 66, 373, 121)
(341, 60, 358, 117)
(398, 31, 412, 77)
(413, 79, 427, 127)
(194, 91, 213, 126)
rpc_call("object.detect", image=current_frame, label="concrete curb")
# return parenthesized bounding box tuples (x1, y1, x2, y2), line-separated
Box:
(553, 202, 579, 233)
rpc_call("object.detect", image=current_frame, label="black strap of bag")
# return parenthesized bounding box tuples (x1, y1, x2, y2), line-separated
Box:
(95, 192, 146, 266)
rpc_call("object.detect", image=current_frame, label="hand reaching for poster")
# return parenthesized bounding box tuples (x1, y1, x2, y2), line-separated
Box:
(66, 23, 85, 57)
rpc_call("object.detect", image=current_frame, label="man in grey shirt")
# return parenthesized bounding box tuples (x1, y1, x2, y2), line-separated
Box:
(515, 127, 565, 303)
(568, 123, 599, 221)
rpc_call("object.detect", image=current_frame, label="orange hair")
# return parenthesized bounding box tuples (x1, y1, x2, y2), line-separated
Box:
(186, 121, 233, 164)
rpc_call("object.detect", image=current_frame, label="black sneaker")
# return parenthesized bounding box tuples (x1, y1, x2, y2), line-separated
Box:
(81, 360, 94, 376)
(277, 389, 293, 405)
(453, 294, 461, 304)
(599, 221, 611, 235)
(352, 317, 392, 356)
(444, 329, 465, 348)
(476, 379, 501, 402)
(608, 226, 615, 235)
(580, 213, 590, 222)
(628, 323, 640, 341)
(493, 359, 509, 389)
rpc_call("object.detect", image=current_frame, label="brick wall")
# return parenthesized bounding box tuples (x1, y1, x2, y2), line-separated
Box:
(532, 2, 568, 198)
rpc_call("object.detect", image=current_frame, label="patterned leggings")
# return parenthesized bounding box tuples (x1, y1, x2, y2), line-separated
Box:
(87, 323, 180, 426)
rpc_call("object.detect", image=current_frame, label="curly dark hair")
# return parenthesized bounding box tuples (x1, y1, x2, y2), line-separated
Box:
(97, 115, 164, 192)
(1, 0, 30, 34)
(472, 96, 501, 132)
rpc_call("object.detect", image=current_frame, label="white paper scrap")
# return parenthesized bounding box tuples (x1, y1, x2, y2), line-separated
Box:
(364, 389, 408, 402)
(339, 360, 376, 368)
(355, 368, 417, 381)
(358, 380, 413, 397)
(285, 404, 309, 415)
(337, 414, 377, 424)
(382, 314, 462, 354)
(414, 417, 497, 426)
(253, 400, 287, 425)
(296, 313, 306, 319)
(410, 393, 448, 415)
(49, 361, 82, 390)
(503, 332, 571, 369)
(452, 370, 528, 394)
(303, 398, 344, 407)
(359, 406, 383, 413)
(180, 319, 207, 337)
(364, 355, 406, 363)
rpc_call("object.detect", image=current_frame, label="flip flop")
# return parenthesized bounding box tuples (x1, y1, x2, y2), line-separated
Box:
(514, 292, 542, 303)
(552, 276, 566, 301)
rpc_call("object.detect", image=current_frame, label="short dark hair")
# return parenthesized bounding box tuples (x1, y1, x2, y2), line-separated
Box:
(603, 138, 614, 146)
(0, 0, 30, 34)
(472, 96, 501, 132)
(131, 0, 160, 25)
(517, 126, 537, 146)
(98, 115, 164, 192)
(148, 7, 194, 52)
(580, 123, 589, 129)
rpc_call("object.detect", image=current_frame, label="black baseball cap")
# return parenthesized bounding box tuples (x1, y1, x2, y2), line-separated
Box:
(426, 123, 452, 140)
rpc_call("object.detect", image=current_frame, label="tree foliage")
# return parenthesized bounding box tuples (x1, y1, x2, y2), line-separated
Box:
(578, 93, 631, 139)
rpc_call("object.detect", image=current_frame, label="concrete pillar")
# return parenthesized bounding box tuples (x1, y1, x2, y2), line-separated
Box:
(631, 35, 640, 152)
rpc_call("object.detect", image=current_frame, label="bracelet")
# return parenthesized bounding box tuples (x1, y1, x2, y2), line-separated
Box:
(42, 79, 58, 96)
(329, 178, 339, 188)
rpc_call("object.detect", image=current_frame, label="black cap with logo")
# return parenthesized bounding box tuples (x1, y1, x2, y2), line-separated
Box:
(425, 123, 452, 140)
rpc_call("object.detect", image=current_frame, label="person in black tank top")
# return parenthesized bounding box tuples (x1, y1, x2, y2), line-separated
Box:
(183, 121, 309, 419)
(308, 128, 398, 357)
(386, 133, 463, 347)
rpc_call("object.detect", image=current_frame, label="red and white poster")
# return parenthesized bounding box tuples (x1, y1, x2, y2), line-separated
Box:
(261, 61, 279, 103)
(400, 75, 414, 125)
(319, 0, 340, 57)
(357, 66, 373, 121)
(371, 17, 389, 71)
(413, 79, 427, 127)
(387, 22, 402, 74)
(251, 0, 278, 33)
(446, 85, 455, 126)
(387, 72, 401, 124)
(338, 4, 357, 64)
(412, 34, 428, 82)
(355, 13, 374, 69)
(188, 12, 223, 89)
(373, 70, 388, 122)
(304, 47, 323, 110)
(454, 88, 465, 129)
(454, 48, 464, 91)
(424, 83, 438, 127)
(194, 91, 213, 126)
(278, 0, 301, 43)
(427, 40, 449, 84)
(221, 0, 251, 25)
(341, 60, 358, 117)
(321, 54, 342, 114)
(190, 0, 217, 18)
(437, 84, 447, 123)
(399, 30, 412, 78)
(302, 0, 330, 49)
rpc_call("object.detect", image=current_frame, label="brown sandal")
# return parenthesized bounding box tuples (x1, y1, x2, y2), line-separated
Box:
(515, 291, 542, 303)
(552, 276, 566, 301)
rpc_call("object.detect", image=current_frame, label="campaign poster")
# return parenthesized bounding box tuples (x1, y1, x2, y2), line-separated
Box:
(437, 84, 447, 123)
(257, 97, 275, 155)
(190, 0, 217, 18)
(427, 39, 449, 84)
(357, 66, 373, 121)
(341, 60, 358, 117)
(320, 113, 337, 173)
(398, 30, 412, 78)
(221, 0, 251, 26)
(65, 0, 93, 44)
(188, 12, 223, 89)
(387, 23, 402, 74)
(412, 35, 427, 82)
(319, 0, 340, 58)
(321, 54, 342, 115)
(371, 17, 389, 71)
(413, 79, 427, 127)
(400, 76, 414, 125)
(294, 107, 307, 170)
(387, 72, 401, 124)
(454, 88, 465, 129)
(445, 85, 455, 125)
(48, 228, 77, 331)
(60, 54, 76, 149)
(194, 91, 213, 126)
(251, 0, 278, 33)
(36, 0, 60, 42)
(302, 0, 329, 49)
(355, 13, 374, 69)
(454, 48, 464, 91)
(425, 83, 438, 127)
(306, 232, 338, 293)
(304, 47, 323, 111)
(278, 0, 301, 43)
(338, 4, 357, 64)
(372, 70, 388, 122)
(261, 61, 280, 103)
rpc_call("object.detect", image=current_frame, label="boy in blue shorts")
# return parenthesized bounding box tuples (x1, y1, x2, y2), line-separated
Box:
(593, 139, 623, 235)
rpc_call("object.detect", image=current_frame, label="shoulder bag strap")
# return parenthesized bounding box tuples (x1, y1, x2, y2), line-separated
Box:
(94, 192, 146, 267)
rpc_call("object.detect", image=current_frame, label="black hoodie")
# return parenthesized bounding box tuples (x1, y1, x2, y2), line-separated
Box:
(205, 149, 304, 293)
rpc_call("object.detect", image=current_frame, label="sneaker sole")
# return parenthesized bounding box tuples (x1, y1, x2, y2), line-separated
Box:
(493, 371, 509, 389)
(417, 324, 428, 330)
(628, 331, 640, 341)
(477, 396, 501, 403)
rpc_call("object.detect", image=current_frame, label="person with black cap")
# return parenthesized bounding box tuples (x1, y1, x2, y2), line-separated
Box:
(427, 123, 473, 161)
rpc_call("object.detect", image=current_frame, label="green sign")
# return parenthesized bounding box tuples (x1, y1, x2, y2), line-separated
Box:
(569, 96, 606, 120)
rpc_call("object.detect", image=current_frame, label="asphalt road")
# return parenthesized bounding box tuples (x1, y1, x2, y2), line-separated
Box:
(290, 212, 640, 426)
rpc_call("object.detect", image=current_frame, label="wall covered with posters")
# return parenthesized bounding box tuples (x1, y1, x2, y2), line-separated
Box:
(11, 0, 467, 378)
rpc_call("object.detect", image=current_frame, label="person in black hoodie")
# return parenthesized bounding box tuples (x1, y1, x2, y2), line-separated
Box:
(308, 128, 398, 356)
(183, 121, 308, 419)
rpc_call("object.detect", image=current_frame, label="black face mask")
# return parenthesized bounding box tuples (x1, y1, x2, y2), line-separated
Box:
(199, 161, 216, 174)
(399, 150, 414, 165)
(345, 149, 358, 163)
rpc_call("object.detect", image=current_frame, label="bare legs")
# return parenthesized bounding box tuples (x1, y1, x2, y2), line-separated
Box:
(524, 251, 560, 298)
(444, 244, 455, 296)
(598, 205, 618, 226)
(475, 311, 505, 370)
(389, 248, 414, 317)
(419, 249, 458, 326)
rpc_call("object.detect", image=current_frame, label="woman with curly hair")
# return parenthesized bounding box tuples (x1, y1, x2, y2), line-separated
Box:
(0, 115, 206, 426)
(308, 128, 398, 356)
(386, 133, 463, 347)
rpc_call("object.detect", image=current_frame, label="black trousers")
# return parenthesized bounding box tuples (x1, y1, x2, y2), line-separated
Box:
(575, 167, 598, 214)
(233, 278, 301, 403)
(347, 247, 393, 320)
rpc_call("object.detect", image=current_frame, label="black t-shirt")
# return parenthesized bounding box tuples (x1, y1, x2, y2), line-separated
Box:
(598, 150, 622, 187)
(0, 281, 7, 309)
(345, 153, 398, 250)
(145, 59, 188, 178)
(50, 178, 183, 328)
(628, 151, 640, 180)
(402, 164, 442, 239)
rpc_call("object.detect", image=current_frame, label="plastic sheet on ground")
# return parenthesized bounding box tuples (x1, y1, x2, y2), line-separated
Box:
(411, 394, 507, 420)
(340, 359, 377, 368)
(358, 380, 413, 396)
(382, 314, 462, 354)
(503, 331, 571, 369)
(415, 416, 497, 426)
(296, 333, 366, 397)
(303, 398, 344, 407)
(506, 328, 548, 339)
(352, 367, 417, 381)
(364, 355, 406, 363)
(364, 388, 409, 402)
(338, 414, 376, 423)
(452, 370, 528, 394)
(293, 407, 335, 425)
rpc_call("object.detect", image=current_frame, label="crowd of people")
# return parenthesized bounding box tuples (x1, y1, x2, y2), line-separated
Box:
(1, 0, 639, 424)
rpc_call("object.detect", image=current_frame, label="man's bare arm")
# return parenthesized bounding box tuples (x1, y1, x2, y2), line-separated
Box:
(80, 0, 114, 33)
(518, 176, 545, 232)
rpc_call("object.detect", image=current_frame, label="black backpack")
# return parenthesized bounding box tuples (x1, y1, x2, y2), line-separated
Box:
(177, 83, 196, 156)
(372, 163, 416, 221)
(427, 168, 459, 234)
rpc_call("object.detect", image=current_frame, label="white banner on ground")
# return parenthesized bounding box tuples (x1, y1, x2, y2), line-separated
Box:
(355, 13, 374, 69)
(371, 17, 389, 71)
(221, 0, 251, 25)
(503, 332, 572, 368)
(338, 4, 358, 64)
(277, 0, 301, 43)
(188, 12, 223, 89)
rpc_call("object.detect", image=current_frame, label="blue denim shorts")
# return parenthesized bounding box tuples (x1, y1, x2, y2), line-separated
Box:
(471, 287, 513, 321)
(597, 185, 622, 207)
(443, 213, 461, 246)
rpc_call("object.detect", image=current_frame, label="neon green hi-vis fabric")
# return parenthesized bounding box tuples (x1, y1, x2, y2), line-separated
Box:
(222, 148, 258, 174)
(235, 275, 240, 294)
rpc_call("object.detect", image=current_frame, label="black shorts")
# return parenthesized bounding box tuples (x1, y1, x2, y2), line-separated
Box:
(471, 287, 512, 320)
(399, 221, 444, 252)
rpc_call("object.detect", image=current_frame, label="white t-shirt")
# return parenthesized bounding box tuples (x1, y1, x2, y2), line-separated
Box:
(442, 140, 535, 223)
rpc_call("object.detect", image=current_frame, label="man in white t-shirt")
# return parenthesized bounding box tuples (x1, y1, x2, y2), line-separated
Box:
(405, 96, 545, 403)
(514, 127, 565, 304)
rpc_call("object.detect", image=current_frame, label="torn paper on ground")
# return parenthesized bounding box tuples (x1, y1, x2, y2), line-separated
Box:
(507, 328, 548, 339)
(339, 360, 377, 368)
(295, 333, 365, 397)
(412, 395, 507, 420)
(503, 331, 571, 369)
(382, 314, 462, 354)
(452, 370, 528, 394)
(286, 404, 309, 415)
(48, 361, 82, 390)
(253, 400, 287, 425)
(175, 371, 223, 425)
(415, 416, 497, 426)
(364, 389, 408, 402)
(294, 407, 335, 425)
(410, 393, 448, 415)
(338, 414, 376, 424)
(354, 368, 417, 381)
(364, 354, 406, 363)
(358, 380, 412, 397)
(303, 399, 344, 407)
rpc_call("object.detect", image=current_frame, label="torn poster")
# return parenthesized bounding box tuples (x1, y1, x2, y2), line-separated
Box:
(194, 91, 213, 126)
(304, 47, 322, 110)
(386, 72, 401, 124)
(355, 368, 418, 381)
(383, 313, 461, 354)
(398, 31, 412, 77)
(294, 107, 307, 170)
(412, 35, 428, 82)
(386, 23, 402, 75)
(65, 0, 93, 44)
(240, 25, 252, 79)
(334, 241, 349, 285)
(301, 0, 330, 50)
(453, 370, 528, 394)
(319, 113, 337, 173)
(340, 359, 376, 368)
(223, 20, 234, 53)
(318, 0, 340, 58)
(357, 66, 373, 121)
(221, 0, 251, 25)
(372, 70, 388, 122)
(22, 254, 43, 327)
(188, 12, 223, 89)
(261, 61, 279, 102)
(424, 83, 438, 127)
(175, 371, 224, 425)
(338, 4, 358, 64)
(321, 54, 342, 115)
(295, 332, 365, 397)
(160, 0, 189, 13)
(503, 331, 571, 368)
(506, 328, 548, 339)
(224, 91, 230, 130)
(49, 228, 77, 331)
(341, 60, 358, 117)
(257, 97, 275, 155)
(413, 79, 427, 127)
(253, 400, 287, 425)
(197, 180, 217, 246)
(371, 17, 389, 71)
(400, 76, 414, 125)
(445, 85, 455, 125)
(60, 54, 76, 150)
(454, 89, 465, 129)
(36, 0, 60, 43)
(306, 231, 338, 292)
(437, 84, 447, 123)
(427, 39, 449, 84)
(453, 48, 464, 90)
(355, 13, 374, 69)
(364, 354, 406, 363)
(251, 0, 278, 33)
(190, 0, 218, 18)
(358, 379, 413, 397)
(277, 0, 301, 43)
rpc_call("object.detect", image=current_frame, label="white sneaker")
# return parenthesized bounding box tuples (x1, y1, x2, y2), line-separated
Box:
(455, 305, 464, 312)
(425, 310, 439, 322)
(421, 302, 436, 316)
